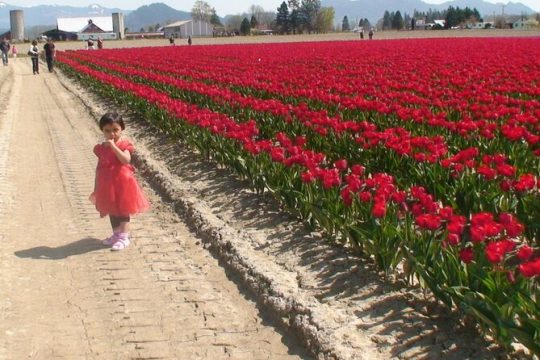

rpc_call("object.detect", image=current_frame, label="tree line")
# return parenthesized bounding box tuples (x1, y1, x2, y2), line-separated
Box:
(274, 0, 335, 34)
(380, 6, 482, 30)
(154, 1, 487, 35)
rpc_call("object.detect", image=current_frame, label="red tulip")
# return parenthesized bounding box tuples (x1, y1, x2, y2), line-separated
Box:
(460, 248, 474, 264)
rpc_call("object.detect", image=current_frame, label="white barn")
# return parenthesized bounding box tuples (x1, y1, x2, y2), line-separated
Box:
(163, 20, 213, 38)
(57, 16, 117, 40)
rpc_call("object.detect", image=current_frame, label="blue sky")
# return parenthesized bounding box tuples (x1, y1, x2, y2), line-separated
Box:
(7, 0, 540, 16)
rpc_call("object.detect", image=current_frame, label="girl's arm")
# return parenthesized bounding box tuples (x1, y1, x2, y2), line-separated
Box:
(89, 146, 99, 203)
(106, 140, 131, 164)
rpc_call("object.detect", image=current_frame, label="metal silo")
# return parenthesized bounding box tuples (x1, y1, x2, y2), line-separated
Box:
(10, 10, 25, 42)
(112, 13, 125, 39)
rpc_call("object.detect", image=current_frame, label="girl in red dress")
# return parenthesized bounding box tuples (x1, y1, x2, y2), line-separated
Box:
(89, 112, 149, 250)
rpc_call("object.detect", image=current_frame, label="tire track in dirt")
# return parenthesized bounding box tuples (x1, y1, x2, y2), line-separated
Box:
(0, 63, 18, 360)
(0, 66, 16, 217)
(0, 59, 310, 359)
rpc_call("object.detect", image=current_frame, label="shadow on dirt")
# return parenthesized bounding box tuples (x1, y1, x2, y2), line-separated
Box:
(14, 237, 104, 259)
(109, 103, 511, 359)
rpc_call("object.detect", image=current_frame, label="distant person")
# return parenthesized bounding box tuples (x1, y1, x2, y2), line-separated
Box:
(43, 39, 56, 73)
(368, 28, 374, 40)
(87, 38, 95, 50)
(169, 35, 175, 45)
(187, 36, 192, 46)
(0, 38, 10, 66)
(28, 40, 39, 74)
(97, 37, 103, 49)
(89, 112, 149, 251)
(11, 44, 17, 60)
(360, 29, 364, 39)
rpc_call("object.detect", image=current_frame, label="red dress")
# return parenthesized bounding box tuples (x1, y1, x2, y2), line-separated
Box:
(93, 139, 149, 217)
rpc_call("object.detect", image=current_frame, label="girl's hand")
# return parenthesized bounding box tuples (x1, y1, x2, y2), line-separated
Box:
(88, 192, 96, 204)
(103, 139, 116, 148)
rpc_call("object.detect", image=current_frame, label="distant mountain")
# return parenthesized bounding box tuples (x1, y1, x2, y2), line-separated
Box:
(324, 0, 536, 24)
(0, 0, 536, 34)
(0, 3, 125, 30)
(0, 2, 193, 34)
(124, 3, 192, 32)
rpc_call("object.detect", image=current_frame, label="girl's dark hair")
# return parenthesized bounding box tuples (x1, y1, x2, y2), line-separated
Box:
(99, 112, 125, 130)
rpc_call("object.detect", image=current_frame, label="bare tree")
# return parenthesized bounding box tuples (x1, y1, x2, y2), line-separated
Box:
(249, 4, 265, 20)
(192, 0, 213, 22)
(255, 11, 277, 27)
(226, 15, 244, 33)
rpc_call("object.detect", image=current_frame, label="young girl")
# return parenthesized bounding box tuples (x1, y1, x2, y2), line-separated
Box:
(11, 44, 17, 60)
(89, 112, 149, 250)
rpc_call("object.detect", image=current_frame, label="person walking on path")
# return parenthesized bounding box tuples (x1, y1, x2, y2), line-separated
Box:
(28, 40, 40, 74)
(43, 39, 56, 73)
(188, 36, 192, 46)
(97, 37, 103, 49)
(0, 38, 10, 66)
(89, 112, 149, 251)
(11, 44, 17, 61)
(87, 38, 95, 50)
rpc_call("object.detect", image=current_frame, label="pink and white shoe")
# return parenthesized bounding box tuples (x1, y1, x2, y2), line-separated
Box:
(111, 237, 130, 251)
(102, 233, 118, 246)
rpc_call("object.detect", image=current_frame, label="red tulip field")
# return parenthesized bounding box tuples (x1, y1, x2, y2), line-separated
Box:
(57, 37, 540, 354)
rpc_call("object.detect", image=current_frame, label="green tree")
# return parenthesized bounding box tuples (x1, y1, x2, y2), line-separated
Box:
(250, 15, 259, 28)
(314, 7, 335, 33)
(342, 15, 350, 31)
(392, 11, 404, 30)
(210, 8, 223, 26)
(288, 0, 301, 34)
(382, 10, 392, 30)
(403, 13, 411, 29)
(359, 18, 371, 30)
(300, 0, 321, 33)
(240, 17, 251, 35)
(276, 2, 290, 34)
(447, 6, 457, 28)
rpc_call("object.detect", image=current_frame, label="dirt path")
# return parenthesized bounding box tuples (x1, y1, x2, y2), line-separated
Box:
(0, 60, 311, 359)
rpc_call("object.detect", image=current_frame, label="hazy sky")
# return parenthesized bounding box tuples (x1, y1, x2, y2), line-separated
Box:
(424, 0, 540, 12)
(8, 0, 540, 15)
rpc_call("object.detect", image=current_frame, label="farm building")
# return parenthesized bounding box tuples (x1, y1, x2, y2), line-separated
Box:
(511, 17, 539, 29)
(466, 21, 495, 29)
(46, 14, 125, 41)
(163, 20, 213, 38)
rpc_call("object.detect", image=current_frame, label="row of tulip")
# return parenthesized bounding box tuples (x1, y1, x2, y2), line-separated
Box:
(65, 46, 540, 171)
(62, 48, 540, 244)
(66, 42, 540, 156)
(89, 39, 539, 153)
(57, 39, 540, 354)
